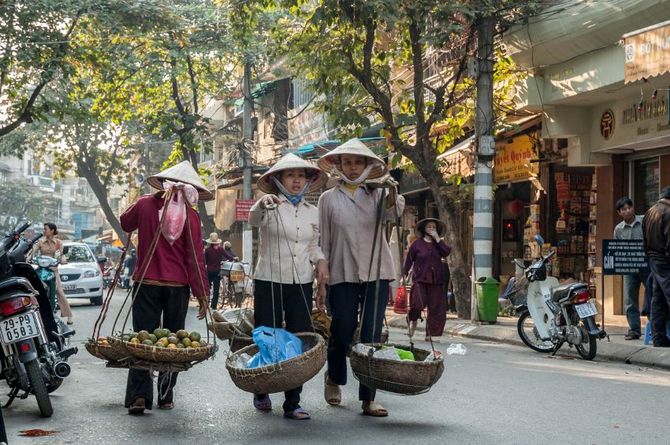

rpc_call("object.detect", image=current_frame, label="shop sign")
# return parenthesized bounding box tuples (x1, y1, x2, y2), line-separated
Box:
(493, 135, 538, 184)
(234, 199, 255, 221)
(600, 109, 615, 139)
(602, 239, 649, 275)
(623, 21, 670, 84)
(622, 96, 669, 125)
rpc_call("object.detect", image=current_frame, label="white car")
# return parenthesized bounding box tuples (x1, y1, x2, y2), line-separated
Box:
(59, 242, 104, 305)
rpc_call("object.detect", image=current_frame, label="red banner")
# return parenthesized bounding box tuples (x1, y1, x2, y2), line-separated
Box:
(235, 199, 255, 221)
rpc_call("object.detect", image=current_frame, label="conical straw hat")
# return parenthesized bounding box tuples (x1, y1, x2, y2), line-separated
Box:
(415, 218, 446, 237)
(317, 138, 387, 179)
(257, 153, 327, 194)
(147, 160, 214, 201)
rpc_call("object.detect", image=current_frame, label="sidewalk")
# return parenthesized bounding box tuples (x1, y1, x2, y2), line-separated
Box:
(386, 309, 670, 371)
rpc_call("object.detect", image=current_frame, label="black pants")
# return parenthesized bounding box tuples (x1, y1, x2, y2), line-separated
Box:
(649, 259, 670, 346)
(327, 281, 388, 401)
(124, 284, 189, 409)
(207, 270, 221, 309)
(253, 279, 313, 412)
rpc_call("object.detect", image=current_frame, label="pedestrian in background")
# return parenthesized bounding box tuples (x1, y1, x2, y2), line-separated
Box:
(121, 161, 210, 414)
(402, 218, 451, 340)
(614, 197, 648, 340)
(642, 187, 670, 347)
(34, 223, 74, 325)
(318, 138, 404, 418)
(204, 232, 231, 309)
(122, 249, 137, 289)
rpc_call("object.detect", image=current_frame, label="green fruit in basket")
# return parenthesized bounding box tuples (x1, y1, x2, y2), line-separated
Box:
(167, 336, 179, 345)
(148, 334, 157, 343)
(189, 331, 201, 342)
(199, 340, 208, 347)
(142, 339, 154, 346)
(176, 343, 185, 348)
(129, 333, 138, 340)
(137, 330, 151, 342)
(159, 338, 170, 347)
(154, 342, 164, 348)
(181, 338, 192, 348)
(121, 334, 131, 341)
(152, 328, 166, 339)
(176, 329, 189, 339)
(191, 341, 201, 348)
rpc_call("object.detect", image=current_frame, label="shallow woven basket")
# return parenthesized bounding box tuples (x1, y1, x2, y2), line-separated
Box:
(226, 332, 326, 394)
(229, 335, 253, 353)
(85, 338, 132, 362)
(208, 321, 236, 340)
(349, 343, 445, 395)
(108, 337, 215, 363)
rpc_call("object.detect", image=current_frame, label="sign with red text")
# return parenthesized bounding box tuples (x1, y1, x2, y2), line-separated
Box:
(235, 199, 255, 221)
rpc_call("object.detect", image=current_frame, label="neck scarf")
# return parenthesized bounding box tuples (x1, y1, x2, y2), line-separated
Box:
(330, 163, 375, 186)
(271, 177, 311, 207)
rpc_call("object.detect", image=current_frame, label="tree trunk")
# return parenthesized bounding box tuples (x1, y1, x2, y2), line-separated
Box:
(425, 172, 472, 319)
(78, 166, 128, 248)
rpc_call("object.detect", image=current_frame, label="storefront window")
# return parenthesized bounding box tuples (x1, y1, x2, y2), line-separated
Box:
(634, 158, 660, 213)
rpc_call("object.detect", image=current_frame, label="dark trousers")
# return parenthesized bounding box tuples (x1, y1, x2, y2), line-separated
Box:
(327, 281, 388, 402)
(408, 282, 447, 336)
(649, 260, 670, 346)
(124, 284, 189, 409)
(253, 279, 313, 412)
(207, 270, 221, 309)
(623, 272, 648, 335)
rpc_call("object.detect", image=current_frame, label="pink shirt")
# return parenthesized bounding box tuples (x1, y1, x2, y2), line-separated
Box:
(120, 195, 208, 296)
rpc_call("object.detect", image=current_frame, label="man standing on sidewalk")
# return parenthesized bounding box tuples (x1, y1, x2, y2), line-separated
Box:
(642, 188, 670, 347)
(614, 197, 648, 340)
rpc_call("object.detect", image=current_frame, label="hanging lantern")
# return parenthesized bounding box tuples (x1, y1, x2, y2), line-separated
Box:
(507, 199, 525, 217)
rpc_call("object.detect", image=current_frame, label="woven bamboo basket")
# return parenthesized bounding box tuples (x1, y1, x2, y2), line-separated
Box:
(226, 332, 326, 394)
(85, 338, 133, 362)
(208, 321, 236, 340)
(108, 337, 215, 363)
(229, 335, 253, 353)
(349, 343, 444, 395)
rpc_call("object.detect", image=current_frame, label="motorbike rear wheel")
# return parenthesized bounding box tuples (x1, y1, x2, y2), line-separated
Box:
(25, 359, 53, 417)
(517, 311, 554, 353)
(575, 323, 597, 360)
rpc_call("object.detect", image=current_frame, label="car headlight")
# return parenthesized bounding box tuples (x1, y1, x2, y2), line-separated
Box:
(83, 269, 99, 278)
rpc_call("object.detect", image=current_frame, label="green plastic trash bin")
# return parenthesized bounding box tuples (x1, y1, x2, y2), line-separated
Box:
(475, 277, 499, 324)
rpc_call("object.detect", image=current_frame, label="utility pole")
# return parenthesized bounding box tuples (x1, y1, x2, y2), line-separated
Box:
(472, 16, 496, 322)
(242, 60, 253, 267)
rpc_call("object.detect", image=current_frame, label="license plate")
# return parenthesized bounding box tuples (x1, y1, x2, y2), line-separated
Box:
(0, 312, 40, 344)
(575, 302, 597, 319)
(62, 284, 76, 291)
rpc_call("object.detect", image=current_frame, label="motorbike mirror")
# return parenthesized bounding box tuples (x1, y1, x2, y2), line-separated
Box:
(513, 259, 525, 269)
(534, 234, 545, 245)
(97, 256, 108, 264)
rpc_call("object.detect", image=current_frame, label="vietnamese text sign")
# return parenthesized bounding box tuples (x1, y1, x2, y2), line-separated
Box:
(602, 239, 649, 275)
(623, 22, 670, 84)
(235, 199, 255, 221)
(493, 135, 539, 184)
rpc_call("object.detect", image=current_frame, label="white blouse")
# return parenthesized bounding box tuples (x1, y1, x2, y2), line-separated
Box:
(249, 194, 325, 284)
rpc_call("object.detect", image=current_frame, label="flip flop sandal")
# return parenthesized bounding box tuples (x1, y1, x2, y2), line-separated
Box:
(158, 402, 175, 410)
(284, 408, 311, 420)
(362, 401, 388, 417)
(128, 397, 146, 415)
(324, 373, 341, 406)
(253, 395, 272, 412)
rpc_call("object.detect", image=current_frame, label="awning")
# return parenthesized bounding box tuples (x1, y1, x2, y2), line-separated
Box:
(233, 80, 280, 107)
(623, 20, 670, 83)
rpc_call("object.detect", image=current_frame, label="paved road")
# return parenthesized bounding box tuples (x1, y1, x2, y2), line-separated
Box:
(1, 293, 669, 445)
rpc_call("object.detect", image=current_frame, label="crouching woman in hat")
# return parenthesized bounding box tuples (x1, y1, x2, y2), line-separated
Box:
(248, 153, 329, 420)
(317, 138, 404, 417)
(403, 218, 451, 341)
(120, 161, 210, 414)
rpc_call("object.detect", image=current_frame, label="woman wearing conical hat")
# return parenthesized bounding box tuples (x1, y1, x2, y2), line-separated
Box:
(317, 138, 405, 417)
(247, 153, 329, 420)
(120, 160, 211, 414)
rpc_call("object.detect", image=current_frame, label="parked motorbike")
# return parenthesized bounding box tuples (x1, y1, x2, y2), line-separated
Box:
(0, 222, 77, 417)
(220, 259, 249, 308)
(102, 266, 113, 289)
(513, 236, 607, 360)
(33, 254, 60, 311)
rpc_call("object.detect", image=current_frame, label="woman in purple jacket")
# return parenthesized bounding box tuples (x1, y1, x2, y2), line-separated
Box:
(403, 218, 451, 341)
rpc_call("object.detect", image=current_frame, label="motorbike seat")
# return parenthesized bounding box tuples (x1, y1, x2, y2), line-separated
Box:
(552, 282, 588, 302)
(0, 277, 35, 296)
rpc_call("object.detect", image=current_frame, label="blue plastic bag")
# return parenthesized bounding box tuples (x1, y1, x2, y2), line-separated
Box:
(246, 327, 303, 369)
